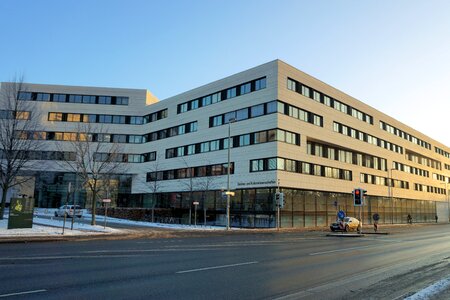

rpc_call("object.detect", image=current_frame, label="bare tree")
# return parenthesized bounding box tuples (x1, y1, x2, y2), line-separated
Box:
(196, 161, 219, 225)
(147, 154, 163, 204)
(0, 78, 42, 219)
(57, 123, 126, 225)
(146, 154, 164, 222)
(179, 157, 196, 224)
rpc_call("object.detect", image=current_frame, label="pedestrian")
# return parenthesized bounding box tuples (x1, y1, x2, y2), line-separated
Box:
(373, 213, 380, 232)
(407, 214, 412, 224)
(435, 215, 438, 223)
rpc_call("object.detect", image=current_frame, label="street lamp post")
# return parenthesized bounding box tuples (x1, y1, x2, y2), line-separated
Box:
(440, 181, 449, 222)
(226, 118, 236, 230)
(388, 168, 394, 224)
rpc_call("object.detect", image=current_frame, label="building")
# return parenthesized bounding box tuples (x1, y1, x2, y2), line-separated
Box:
(1, 60, 449, 227)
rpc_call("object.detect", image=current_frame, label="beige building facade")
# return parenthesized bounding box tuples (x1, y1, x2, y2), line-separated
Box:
(1, 60, 449, 227)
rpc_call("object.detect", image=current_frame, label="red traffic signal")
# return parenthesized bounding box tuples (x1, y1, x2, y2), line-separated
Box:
(353, 188, 363, 206)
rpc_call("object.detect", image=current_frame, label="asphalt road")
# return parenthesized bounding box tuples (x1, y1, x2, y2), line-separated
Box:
(0, 224, 449, 299)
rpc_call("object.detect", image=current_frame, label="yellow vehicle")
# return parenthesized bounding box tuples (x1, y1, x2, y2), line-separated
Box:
(341, 217, 361, 232)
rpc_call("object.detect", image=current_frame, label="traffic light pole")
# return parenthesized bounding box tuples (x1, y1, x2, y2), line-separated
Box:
(277, 179, 280, 231)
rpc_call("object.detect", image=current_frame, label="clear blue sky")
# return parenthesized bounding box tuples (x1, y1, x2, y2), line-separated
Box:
(1, 0, 450, 145)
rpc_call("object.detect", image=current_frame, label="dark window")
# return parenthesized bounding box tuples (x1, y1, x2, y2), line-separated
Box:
(251, 104, 264, 117)
(226, 87, 237, 99)
(236, 108, 249, 121)
(255, 78, 266, 90)
(69, 95, 82, 103)
(224, 111, 236, 123)
(53, 94, 66, 102)
(240, 83, 251, 95)
(82, 95, 96, 104)
(18, 92, 32, 100)
(98, 96, 111, 104)
(36, 93, 50, 101)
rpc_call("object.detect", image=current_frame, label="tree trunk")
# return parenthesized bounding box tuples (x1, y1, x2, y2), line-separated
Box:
(0, 187, 8, 220)
(91, 191, 96, 225)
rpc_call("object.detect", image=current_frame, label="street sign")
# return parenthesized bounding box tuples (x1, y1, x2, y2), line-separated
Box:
(337, 210, 345, 220)
(193, 201, 199, 205)
(102, 198, 111, 203)
(373, 213, 380, 221)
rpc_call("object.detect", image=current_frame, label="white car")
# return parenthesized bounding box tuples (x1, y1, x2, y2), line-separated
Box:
(54, 205, 83, 218)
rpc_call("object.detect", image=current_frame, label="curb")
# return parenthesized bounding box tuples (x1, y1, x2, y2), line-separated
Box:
(0, 232, 132, 244)
(326, 233, 365, 237)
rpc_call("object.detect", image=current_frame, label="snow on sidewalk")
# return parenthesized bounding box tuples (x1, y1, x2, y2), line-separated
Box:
(0, 208, 228, 239)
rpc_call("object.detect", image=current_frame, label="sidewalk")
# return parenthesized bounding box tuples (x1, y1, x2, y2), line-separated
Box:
(0, 208, 228, 243)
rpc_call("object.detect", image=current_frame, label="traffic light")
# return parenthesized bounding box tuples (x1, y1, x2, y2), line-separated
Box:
(275, 192, 285, 208)
(353, 188, 362, 206)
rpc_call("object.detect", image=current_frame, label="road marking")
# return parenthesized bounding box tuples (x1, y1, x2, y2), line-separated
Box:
(309, 245, 371, 256)
(176, 261, 258, 274)
(0, 254, 143, 261)
(0, 289, 46, 298)
(84, 248, 216, 254)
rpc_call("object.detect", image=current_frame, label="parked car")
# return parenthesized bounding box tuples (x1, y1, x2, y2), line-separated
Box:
(330, 217, 361, 232)
(330, 221, 344, 232)
(54, 205, 83, 218)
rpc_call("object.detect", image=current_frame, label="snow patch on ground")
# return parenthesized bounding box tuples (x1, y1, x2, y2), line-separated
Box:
(405, 277, 450, 300)
(35, 208, 228, 231)
(0, 208, 228, 239)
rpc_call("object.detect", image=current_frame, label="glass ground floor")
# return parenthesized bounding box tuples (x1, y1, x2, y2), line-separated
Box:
(31, 173, 437, 228)
(102, 188, 437, 228)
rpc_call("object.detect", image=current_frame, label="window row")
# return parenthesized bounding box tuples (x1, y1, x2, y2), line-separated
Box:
(250, 157, 353, 181)
(48, 109, 168, 125)
(392, 161, 429, 178)
(210, 100, 323, 128)
(19, 121, 197, 144)
(287, 78, 373, 124)
(435, 147, 450, 159)
(94, 151, 156, 163)
(166, 128, 300, 159)
(146, 162, 234, 182)
(307, 141, 387, 171)
(414, 183, 446, 194)
(360, 173, 409, 189)
(278, 101, 323, 127)
(380, 121, 431, 150)
(177, 77, 266, 114)
(333, 122, 403, 154)
(432, 173, 450, 183)
(405, 150, 441, 170)
(0, 110, 30, 120)
(0, 149, 75, 161)
(18, 91, 129, 105)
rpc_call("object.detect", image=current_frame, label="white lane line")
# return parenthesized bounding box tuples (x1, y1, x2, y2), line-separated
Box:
(84, 248, 216, 254)
(0, 289, 46, 298)
(405, 276, 450, 300)
(176, 261, 258, 274)
(0, 254, 143, 261)
(309, 245, 371, 256)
